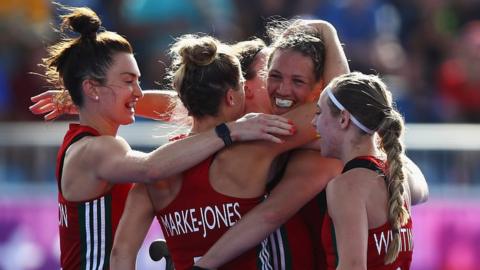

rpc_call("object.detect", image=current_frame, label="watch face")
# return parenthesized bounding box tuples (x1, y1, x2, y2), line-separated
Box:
(215, 123, 232, 146)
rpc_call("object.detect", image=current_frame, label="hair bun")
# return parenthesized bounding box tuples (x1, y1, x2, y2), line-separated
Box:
(61, 7, 101, 38)
(179, 36, 218, 66)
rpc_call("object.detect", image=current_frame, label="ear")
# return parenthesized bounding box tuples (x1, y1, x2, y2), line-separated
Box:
(82, 79, 100, 101)
(339, 110, 351, 129)
(225, 88, 236, 106)
(244, 84, 254, 100)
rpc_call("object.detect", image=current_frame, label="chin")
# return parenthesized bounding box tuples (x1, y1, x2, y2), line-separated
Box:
(273, 106, 292, 115)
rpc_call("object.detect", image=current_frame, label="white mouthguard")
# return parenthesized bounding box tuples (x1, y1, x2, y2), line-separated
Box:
(275, 98, 294, 108)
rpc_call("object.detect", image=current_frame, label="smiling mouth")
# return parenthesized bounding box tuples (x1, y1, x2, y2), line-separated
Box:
(275, 98, 294, 108)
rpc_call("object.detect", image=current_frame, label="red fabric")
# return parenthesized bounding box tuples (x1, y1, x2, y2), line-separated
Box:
(155, 156, 264, 270)
(321, 156, 413, 270)
(56, 124, 132, 270)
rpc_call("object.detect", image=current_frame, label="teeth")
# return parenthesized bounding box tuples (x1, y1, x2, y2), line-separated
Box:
(275, 98, 293, 108)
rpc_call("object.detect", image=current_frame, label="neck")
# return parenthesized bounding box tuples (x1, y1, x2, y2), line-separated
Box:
(339, 131, 379, 164)
(79, 108, 119, 136)
(190, 116, 227, 134)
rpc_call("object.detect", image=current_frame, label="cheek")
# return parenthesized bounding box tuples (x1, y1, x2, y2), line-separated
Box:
(267, 78, 278, 94)
(293, 86, 311, 102)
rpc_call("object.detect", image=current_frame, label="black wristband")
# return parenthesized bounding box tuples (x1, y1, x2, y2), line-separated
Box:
(191, 266, 210, 270)
(215, 123, 233, 146)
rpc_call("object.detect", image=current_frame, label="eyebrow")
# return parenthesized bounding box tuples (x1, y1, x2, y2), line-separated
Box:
(120, 72, 141, 77)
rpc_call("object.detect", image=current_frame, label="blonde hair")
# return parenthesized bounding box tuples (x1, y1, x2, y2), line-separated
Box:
(327, 72, 409, 264)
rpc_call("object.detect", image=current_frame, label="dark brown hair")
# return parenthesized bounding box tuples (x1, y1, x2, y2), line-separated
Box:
(232, 38, 266, 80)
(266, 19, 326, 81)
(43, 6, 132, 107)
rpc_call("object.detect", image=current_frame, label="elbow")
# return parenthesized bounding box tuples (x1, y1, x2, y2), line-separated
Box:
(110, 243, 137, 268)
(261, 208, 288, 228)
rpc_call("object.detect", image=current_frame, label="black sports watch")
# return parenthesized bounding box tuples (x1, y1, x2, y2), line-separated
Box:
(215, 123, 233, 146)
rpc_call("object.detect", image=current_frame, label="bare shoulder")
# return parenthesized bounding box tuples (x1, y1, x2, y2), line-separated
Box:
(326, 169, 376, 200)
(286, 150, 342, 178)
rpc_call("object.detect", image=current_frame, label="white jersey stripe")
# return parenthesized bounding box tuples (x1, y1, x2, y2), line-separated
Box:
(98, 197, 106, 269)
(276, 229, 286, 270)
(260, 238, 273, 270)
(85, 202, 91, 270)
(269, 233, 279, 270)
(92, 199, 98, 270)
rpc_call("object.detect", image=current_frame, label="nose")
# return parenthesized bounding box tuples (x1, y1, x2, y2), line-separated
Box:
(311, 116, 317, 128)
(276, 81, 292, 96)
(134, 83, 144, 99)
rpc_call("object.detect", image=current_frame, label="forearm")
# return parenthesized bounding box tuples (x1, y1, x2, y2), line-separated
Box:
(305, 20, 350, 82)
(135, 90, 178, 121)
(402, 155, 429, 205)
(110, 184, 154, 269)
(196, 201, 284, 268)
(196, 173, 319, 268)
(144, 129, 225, 181)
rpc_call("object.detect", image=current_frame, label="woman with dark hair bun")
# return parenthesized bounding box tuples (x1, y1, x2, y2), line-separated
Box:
(43, 7, 295, 269)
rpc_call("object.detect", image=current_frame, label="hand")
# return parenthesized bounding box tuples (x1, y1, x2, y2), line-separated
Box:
(227, 113, 295, 143)
(29, 90, 78, 120)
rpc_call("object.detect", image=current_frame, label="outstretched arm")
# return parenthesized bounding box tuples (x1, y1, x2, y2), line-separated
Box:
(195, 151, 341, 268)
(30, 90, 178, 121)
(110, 184, 155, 269)
(87, 113, 295, 184)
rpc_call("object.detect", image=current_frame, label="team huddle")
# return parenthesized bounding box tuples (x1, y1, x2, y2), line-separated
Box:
(29, 5, 428, 270)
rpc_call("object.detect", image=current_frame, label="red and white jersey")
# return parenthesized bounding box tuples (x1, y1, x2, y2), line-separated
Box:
(56, 124, 132, 270)
(155, 155, 270, 270)
(321, 156, 413, 270)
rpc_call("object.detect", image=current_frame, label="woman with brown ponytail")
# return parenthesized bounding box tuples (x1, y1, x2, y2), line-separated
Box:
(312, 72, 415, 269)
(44, 6, 296, 270)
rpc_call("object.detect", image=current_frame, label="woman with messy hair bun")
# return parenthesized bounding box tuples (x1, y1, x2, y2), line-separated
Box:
(312, 72, 418, 269)
(43, 7, 297, 270)
(110, 34, 317, 270)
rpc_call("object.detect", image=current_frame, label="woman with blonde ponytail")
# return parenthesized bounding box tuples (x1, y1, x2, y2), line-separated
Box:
(312, 72, 419, 269)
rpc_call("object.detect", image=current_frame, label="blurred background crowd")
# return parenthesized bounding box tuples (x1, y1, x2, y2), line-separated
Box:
(0, 0, 479, 270)
(1, 0, 480, 123)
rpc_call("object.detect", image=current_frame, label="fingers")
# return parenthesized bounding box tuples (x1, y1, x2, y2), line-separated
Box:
(30, 90, 57, 102)
(29, 99, 51, 114)
(263, 125, 294, 137)
(261, 133, 283, 144)
(45, 110, 60, 121)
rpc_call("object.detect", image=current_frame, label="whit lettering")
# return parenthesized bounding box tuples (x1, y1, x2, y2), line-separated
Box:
(373, 228, 413, 255)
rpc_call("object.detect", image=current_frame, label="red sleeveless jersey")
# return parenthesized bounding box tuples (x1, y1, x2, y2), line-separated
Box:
(321, 156, 413, 270)
(155, 155, 271, 270)
(56, 124, 132, 270)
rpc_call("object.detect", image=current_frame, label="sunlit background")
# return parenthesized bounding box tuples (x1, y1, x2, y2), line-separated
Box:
(1, 0, 480, 269)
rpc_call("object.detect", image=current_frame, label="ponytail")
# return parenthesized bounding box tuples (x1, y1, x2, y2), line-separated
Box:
(377, 110, 409, 264)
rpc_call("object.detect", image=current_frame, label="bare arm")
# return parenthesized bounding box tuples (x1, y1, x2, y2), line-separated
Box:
(402, 155, 429, 205)
(110, 184, 155, 269)
(290, 19, 350, 85)
(30, 90, 178, 121)
(195, 151, 342, 268)
(70, 112, 294, 184)
(327, 175, 368, 270)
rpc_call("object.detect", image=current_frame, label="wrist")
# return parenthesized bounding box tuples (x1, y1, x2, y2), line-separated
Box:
(215, 123, 233, 146)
